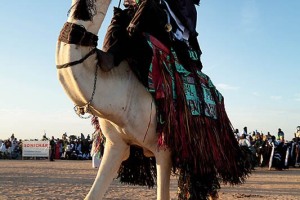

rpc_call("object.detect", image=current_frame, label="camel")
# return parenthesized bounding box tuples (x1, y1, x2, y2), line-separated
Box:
(56, 0, 250, 199)
(56, 0, 172, 199)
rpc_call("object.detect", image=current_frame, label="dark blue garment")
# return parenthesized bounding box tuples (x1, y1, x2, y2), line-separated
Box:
(165, 0, 198, 37)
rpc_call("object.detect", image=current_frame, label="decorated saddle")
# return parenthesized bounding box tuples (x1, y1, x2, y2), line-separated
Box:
(144, 33, 250, 199)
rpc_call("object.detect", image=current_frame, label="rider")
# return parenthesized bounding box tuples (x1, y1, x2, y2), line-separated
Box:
(102, 0, 203, 83)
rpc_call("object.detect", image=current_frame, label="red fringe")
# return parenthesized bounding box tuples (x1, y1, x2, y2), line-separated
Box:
(91, 115, 100, 132)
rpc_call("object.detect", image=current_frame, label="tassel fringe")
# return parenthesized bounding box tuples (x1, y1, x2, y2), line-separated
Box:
(147, 34, 251, 199)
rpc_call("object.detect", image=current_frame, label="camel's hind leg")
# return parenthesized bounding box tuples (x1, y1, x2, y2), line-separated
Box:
(155, 149, 172, 200)
(85, 139, 129, 200)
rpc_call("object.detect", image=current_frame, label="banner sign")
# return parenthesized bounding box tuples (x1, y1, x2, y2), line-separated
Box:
(22, 141, 50, 157)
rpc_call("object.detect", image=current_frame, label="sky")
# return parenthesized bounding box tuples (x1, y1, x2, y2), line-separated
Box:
(0, 1, 299, 141)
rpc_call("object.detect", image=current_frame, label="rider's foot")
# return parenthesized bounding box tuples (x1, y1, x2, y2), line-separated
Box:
(97, 50, 115, 72)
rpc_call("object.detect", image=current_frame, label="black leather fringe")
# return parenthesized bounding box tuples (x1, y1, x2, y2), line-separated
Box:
(118, 146, 157, 188)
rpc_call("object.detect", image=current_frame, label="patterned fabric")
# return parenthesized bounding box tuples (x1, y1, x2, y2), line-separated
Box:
(147, 35, 222, 119)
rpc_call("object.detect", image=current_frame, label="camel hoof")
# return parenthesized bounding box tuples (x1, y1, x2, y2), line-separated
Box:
(208, 192, 219, 200)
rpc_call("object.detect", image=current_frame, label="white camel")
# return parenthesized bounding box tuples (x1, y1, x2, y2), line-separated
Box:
(56, 0, 172, 199)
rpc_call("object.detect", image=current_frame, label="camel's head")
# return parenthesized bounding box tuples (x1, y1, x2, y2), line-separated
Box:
(69, 0, 97, 21)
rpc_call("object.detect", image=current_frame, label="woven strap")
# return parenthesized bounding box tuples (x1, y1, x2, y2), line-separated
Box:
(58, 22, 98, 47)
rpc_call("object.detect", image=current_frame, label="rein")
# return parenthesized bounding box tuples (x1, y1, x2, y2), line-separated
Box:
(56, 48, 97, 69)
(57, 22, 100, 118)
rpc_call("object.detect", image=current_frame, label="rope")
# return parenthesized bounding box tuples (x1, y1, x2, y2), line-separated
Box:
(56, 48, 97, 69)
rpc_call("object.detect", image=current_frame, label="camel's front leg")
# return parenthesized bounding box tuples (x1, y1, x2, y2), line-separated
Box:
(85, 140, 129, 200)
(155, 149, 172, 200)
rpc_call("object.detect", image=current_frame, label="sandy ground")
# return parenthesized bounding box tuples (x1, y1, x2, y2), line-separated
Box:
(0, 160, 299, 200)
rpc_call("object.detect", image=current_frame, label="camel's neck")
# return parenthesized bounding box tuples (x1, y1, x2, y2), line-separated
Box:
(68, 0, 111, 35)
(57, 0, 144, 125)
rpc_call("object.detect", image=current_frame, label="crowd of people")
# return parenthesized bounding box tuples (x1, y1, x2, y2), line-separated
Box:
(235, 126, 300, 170)
(47, 133, 95, 161)
(0, 132, 99, 161)
(1, 126, 300, 171)
(0, 134, 22, 159)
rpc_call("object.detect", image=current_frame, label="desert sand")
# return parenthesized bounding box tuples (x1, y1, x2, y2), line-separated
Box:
(0, 160, 299, 200)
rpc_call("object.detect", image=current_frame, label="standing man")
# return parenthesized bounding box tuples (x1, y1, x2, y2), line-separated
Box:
(50, 136, 56, 161)
(295, 126, 300, 138)
(277, 128, 284, 140)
